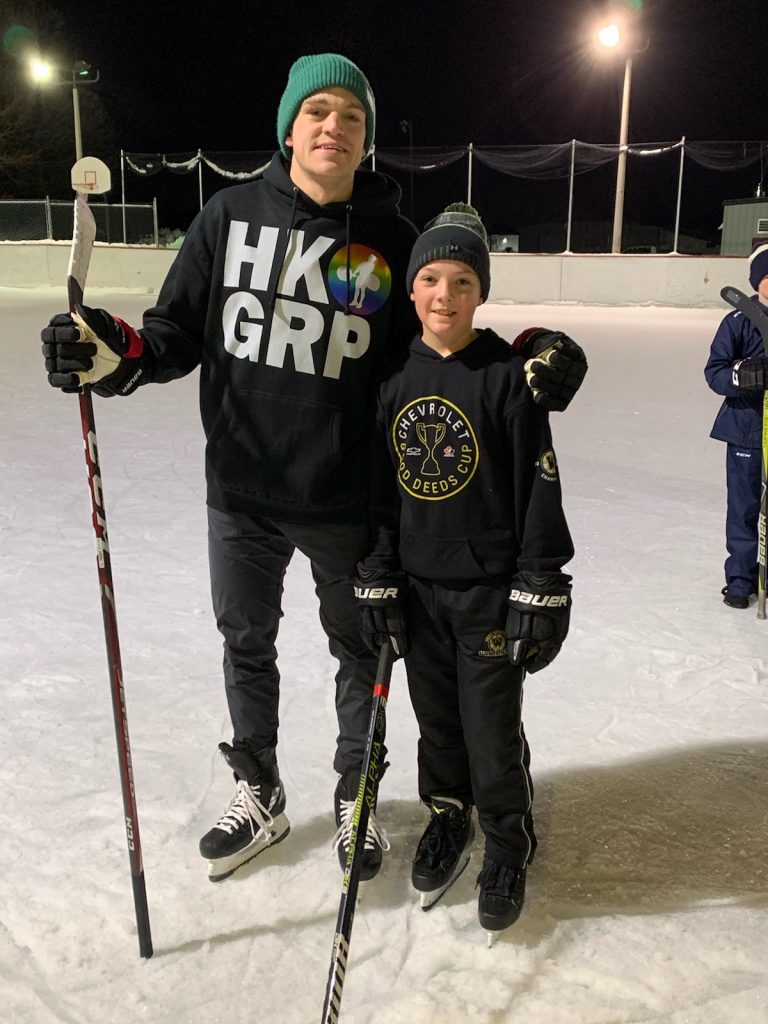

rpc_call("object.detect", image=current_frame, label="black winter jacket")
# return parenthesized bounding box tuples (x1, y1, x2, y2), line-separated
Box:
(366, 329, 574, 582)
(704, 301, 767, 448)
(135, 154, 418, 522)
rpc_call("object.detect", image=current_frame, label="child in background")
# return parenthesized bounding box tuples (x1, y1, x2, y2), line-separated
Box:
(355, 204, 574, 935)
(705, 242, 768, 609)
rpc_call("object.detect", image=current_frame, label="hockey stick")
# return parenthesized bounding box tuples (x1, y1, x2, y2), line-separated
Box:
(69, 192, 153, 957)
(321, 641, 395, 1024)
(720, 286, 768, 619)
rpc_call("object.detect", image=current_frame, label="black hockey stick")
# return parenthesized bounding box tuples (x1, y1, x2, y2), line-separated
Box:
(69, 193, 153, 957)
(321, 641, 395, 1024)
(720, 285, 768, 619)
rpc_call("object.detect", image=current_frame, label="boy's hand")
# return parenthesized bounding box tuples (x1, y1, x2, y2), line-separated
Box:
(354, 565, 409, 658)
(507, 571, 572, 673)
(733, 356, 768, 390)
(41, 303, 145, 396)
(513, 329, 588, 412)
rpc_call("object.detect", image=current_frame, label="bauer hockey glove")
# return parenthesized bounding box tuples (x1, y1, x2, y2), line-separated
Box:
(506, 570, 572, 674)
(732, 356, 768, 391)
(354, 565, 410, 658)
(512, 328, 588, 412)
(41, 303, 145, 397)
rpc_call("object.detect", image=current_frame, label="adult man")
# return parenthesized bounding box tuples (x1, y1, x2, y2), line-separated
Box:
(41, 54, 587, 884)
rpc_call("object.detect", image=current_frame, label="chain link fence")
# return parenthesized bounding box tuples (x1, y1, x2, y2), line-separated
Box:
(0, 198, 159, 245)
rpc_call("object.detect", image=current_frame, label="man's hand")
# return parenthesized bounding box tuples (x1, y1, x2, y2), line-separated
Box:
(354, 565, 409, 658)
(507, 570, 572, 673)
(41, 303, 145, 396)
(513, 329, 588, 412)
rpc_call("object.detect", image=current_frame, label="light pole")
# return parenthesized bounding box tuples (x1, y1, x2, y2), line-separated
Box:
(28, 57, 100, 163)
(594, 8, 646, 253)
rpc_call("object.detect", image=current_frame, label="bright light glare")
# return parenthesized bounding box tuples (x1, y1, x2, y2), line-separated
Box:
(597, 23, 622, 48)
(28, 58, 53, 83)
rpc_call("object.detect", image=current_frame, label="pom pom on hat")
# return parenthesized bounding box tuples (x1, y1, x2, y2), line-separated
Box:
(406, 202, 491, 299)
(277, 53, 375, 158)
(749, 241, 768, 291)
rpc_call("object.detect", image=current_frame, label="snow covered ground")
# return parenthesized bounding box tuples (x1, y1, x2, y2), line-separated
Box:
(2, 290, 767, 1024)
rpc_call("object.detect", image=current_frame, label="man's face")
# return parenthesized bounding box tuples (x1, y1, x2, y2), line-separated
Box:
(286, 87, 366, 192)
(759, 275, 768, 303)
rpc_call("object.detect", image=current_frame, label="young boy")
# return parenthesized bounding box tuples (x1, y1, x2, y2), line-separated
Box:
(705, 241, 768, 609)
(355, 204, 574, 935)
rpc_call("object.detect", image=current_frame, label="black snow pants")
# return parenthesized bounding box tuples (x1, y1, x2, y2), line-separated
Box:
(405, 575, 537, 869)
(207, 507, 378, 774)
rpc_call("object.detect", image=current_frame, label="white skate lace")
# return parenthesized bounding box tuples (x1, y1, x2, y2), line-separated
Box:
(214, 779, 275, 838)
(332, 797, 391, 855)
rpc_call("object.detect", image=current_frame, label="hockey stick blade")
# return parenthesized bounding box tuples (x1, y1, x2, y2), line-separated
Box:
(67, 194, 97, 311)
(720, 286, 768, 344)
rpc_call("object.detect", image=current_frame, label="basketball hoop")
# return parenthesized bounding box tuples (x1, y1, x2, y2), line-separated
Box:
(71, 156, 111, 195)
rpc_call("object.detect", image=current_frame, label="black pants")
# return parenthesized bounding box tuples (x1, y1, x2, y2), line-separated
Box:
(405, 576, 536, 869)
(207, 507, 378, 774)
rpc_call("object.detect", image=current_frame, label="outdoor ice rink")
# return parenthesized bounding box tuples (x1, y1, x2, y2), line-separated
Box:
(2, 291, 767, 1023)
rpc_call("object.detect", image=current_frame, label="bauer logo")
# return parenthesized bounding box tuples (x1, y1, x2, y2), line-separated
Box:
(392, 395, 479, 500)
(328, 244, 392, 315)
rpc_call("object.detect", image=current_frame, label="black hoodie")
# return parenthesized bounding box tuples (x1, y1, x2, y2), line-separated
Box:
(366, 329, 574, 581)
(137, 153, 418, 523)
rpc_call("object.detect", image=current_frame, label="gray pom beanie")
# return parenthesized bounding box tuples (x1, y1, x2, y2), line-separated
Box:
(406, 203, 491, 299)
(276, 53, 375, 158)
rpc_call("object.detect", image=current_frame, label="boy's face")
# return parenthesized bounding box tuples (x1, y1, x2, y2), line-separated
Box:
(759, 276, 768, 303)
(286, 87, 366, 193)
(410, 260, 483, 350)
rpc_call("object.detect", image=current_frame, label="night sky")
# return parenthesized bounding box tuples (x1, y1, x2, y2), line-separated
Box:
(15, 0, 768, 244)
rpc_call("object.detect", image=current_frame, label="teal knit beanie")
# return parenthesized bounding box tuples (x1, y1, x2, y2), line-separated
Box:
(277, 53, 375, 159)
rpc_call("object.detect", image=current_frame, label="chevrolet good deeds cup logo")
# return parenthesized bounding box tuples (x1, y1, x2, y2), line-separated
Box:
(392, 396, 479, 500)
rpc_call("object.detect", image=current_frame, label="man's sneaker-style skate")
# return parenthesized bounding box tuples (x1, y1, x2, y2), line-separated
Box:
(199, 742, 290, 882)
(477, 855, 526, 939)
(332, 765, 390, 881)
(412, 796, 475, 910)
(722, 586, 750, 609)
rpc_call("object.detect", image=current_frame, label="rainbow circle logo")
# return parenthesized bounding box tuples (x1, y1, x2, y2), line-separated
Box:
(328, 245, 392, 315)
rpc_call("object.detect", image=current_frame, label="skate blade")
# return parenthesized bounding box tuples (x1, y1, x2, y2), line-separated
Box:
(418, 849, 471, 911)
(486, 930, 498, 949)
(206, 814, 290, 882)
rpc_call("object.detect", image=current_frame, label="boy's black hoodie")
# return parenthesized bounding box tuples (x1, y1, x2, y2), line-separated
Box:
(367, 329, 574, 581)
(135, 153, 417, 522)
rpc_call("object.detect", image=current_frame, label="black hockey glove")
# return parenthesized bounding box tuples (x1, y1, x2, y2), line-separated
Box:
(515, 329, 588, 412)
(354, 565, 410, 658)
(506, 571, 572, 674)
(733, 356, 768, 391)
(41, 303, 145, 397)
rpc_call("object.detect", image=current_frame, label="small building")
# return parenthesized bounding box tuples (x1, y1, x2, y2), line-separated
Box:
(720, 197, 768, 256)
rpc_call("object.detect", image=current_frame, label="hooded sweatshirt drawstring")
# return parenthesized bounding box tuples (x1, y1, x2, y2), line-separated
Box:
(265, 186, 300, 314)
(345, 204, 353, 315)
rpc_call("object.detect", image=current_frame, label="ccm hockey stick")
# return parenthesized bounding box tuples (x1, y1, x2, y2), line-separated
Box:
(321, 641, 394, 1024)
(720, 285, 768, 619)
(69, 190, 153, 957)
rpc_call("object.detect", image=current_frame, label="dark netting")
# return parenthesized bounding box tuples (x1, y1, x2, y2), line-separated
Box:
(202, 151, 275, 180)
(162, 152, 202, 174)
(123, 153, 166, 176)
(685, 141, 766, 171)
(474, 144, 575, 179)
(373, 147, 467, 173)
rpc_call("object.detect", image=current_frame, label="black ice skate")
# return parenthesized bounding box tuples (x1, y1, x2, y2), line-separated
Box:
(332, 765, 390, 881)
(476, 856, 526, 945)
(199, 743, 290, 882)
(412, 796, 474, 910)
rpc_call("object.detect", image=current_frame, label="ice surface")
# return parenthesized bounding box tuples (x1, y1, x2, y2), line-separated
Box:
(2, 289, 767, 1024)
